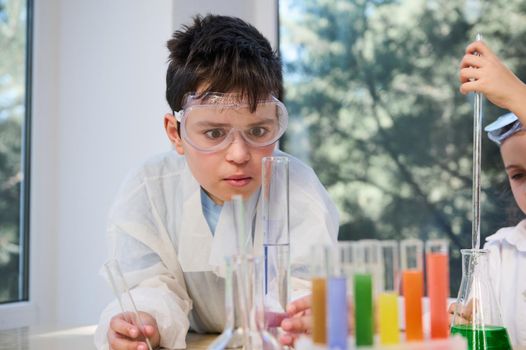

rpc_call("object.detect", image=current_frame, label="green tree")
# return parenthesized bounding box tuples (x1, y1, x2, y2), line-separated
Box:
(280, 0, 526, 294)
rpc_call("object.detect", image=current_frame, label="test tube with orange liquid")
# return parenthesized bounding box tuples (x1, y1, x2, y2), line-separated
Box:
(311, 245, 330, 345)
(400, 239, 424, 341)
(425, 239, 449, 339)
(378, 240, 400, 345)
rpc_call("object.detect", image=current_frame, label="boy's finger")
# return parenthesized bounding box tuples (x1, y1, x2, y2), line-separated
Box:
(465, 40, 491, 56)
(459, 80, 479, 95)
(460, 54, 484, 69)
(287, 295, 311, 315)
(108, 330, 140, 350)
(110, 317, 139, 339)
(281, 315, 312, 333)
(459, 67, 481, 83)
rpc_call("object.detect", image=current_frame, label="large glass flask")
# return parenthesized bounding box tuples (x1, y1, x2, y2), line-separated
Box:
(208, 255, 282, 350)
(261, 156, 290, 328)
(450, 249, 512, 350)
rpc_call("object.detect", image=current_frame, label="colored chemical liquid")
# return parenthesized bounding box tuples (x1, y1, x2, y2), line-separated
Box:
(378, 292, 400, 345)
(427, 252, 449, 339)
(312, 277, 327, 344)
(402, 269, 423, 341)
(328, 277, 347, 350)
(450, 324, 512, 350)
(354, 273, 373, 346)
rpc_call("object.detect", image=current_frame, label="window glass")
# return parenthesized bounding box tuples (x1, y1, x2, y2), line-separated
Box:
(279, 0, 526, 294)
(0, 0, 31, 303)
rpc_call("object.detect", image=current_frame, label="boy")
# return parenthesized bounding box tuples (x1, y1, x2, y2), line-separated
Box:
(94, 14, 339, 350)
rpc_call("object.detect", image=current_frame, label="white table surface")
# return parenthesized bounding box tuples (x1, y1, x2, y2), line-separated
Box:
(0, 325, 216, 350)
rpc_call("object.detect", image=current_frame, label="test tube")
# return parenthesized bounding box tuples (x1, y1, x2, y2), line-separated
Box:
(378, 240, 400, 345)
(400, 239, 424, 342)
(104, 259, 153, 350)
(327, 242, 354, 350)
(426, 239, 449, 339)
(262, 156, 290, 328)
(310, 244, 330, 345)
(354, 240, 380, 347)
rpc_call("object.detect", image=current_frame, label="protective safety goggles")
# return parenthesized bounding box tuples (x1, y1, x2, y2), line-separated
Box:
(484, 112, 525, 145)
(174, 92, 288, 153)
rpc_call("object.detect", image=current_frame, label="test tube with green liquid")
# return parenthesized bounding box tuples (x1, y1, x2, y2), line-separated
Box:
(354, 240, 380, 347)
(378, 240, 400, 345)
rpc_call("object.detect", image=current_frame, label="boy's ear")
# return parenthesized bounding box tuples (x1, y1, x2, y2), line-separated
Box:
(164, 113, 185, 155)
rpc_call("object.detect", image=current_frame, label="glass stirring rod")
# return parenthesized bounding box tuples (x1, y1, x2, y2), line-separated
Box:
(472, 33, 483, 250)
(104, 259, 153, 350)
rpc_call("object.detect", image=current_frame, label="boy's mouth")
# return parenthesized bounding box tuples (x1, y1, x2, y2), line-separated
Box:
(224, 175, 252, 187)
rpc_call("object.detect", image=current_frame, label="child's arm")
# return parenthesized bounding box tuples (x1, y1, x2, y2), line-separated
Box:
(459, 41, 526, 124)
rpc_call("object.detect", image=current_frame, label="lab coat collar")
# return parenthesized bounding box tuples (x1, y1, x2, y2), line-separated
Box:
(486, 219, 526, 252)
(177, 159, 263, 277)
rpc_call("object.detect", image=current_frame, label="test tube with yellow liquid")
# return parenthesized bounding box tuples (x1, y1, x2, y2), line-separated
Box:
(377, 240, 400, 345)
(401, 239, 424, 342)
(310, 245, 330, 345)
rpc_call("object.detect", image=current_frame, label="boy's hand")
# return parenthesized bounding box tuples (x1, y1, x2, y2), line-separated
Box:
(448, 301, 473, 326)
(278, 294, 355, 346)
(279, 295, 313, 346)
(459, 40, 526, 114)
(108, 311, 160, 350)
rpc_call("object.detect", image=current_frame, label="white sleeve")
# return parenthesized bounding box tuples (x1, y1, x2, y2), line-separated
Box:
(94, 171, 192, 350)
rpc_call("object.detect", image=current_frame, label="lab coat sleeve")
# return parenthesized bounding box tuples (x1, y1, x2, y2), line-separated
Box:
(94, 169, 192, 350)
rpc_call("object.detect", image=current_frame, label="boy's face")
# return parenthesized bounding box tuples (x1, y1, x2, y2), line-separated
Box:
(164, 113, 276, 205)
(500, 132, 526, 215)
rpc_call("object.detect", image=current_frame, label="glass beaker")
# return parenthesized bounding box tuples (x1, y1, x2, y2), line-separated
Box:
(208, 255, 282, 350)
(261, 156, 290, 329)
(450, 249, 512, 350)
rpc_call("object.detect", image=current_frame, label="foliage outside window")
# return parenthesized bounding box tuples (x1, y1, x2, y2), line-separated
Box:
(0, 0, 30, 303)
(279, 0, 526, 294)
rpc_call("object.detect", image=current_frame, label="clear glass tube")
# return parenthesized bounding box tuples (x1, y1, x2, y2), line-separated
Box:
(208, 255, 282, 350)
(426, 239, 449, 339)
(261, 156, 290, 329)
(400, 238, 424, 341)
(378, 240, 400, 345)
(451, 249, 512, 350)
(104, 259, 153, 350)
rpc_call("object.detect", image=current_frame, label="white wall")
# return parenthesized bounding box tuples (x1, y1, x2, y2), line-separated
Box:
(14, 0, 278, 328)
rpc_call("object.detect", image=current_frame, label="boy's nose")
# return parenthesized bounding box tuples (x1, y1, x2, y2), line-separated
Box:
(225, 133, 250, 164)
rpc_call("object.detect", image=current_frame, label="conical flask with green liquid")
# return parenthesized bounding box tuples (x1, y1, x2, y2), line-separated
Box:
(450, 249, 512, 350)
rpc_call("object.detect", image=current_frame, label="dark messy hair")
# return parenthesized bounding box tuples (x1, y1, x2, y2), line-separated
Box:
(165, 14, 284, 113)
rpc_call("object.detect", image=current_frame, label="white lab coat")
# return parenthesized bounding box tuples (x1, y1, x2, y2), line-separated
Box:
(485, 219, 526, 348)
(94, 150, 339, 350)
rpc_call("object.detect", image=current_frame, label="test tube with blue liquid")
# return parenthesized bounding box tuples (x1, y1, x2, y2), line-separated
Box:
(261, 156, 290, 328)
(327, 242, 355, 350)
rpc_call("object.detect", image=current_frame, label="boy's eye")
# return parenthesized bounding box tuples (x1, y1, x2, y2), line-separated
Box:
(249, 126, 269, 138)
(204, 129, 226, 139)
(510, 173, 525, 181)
